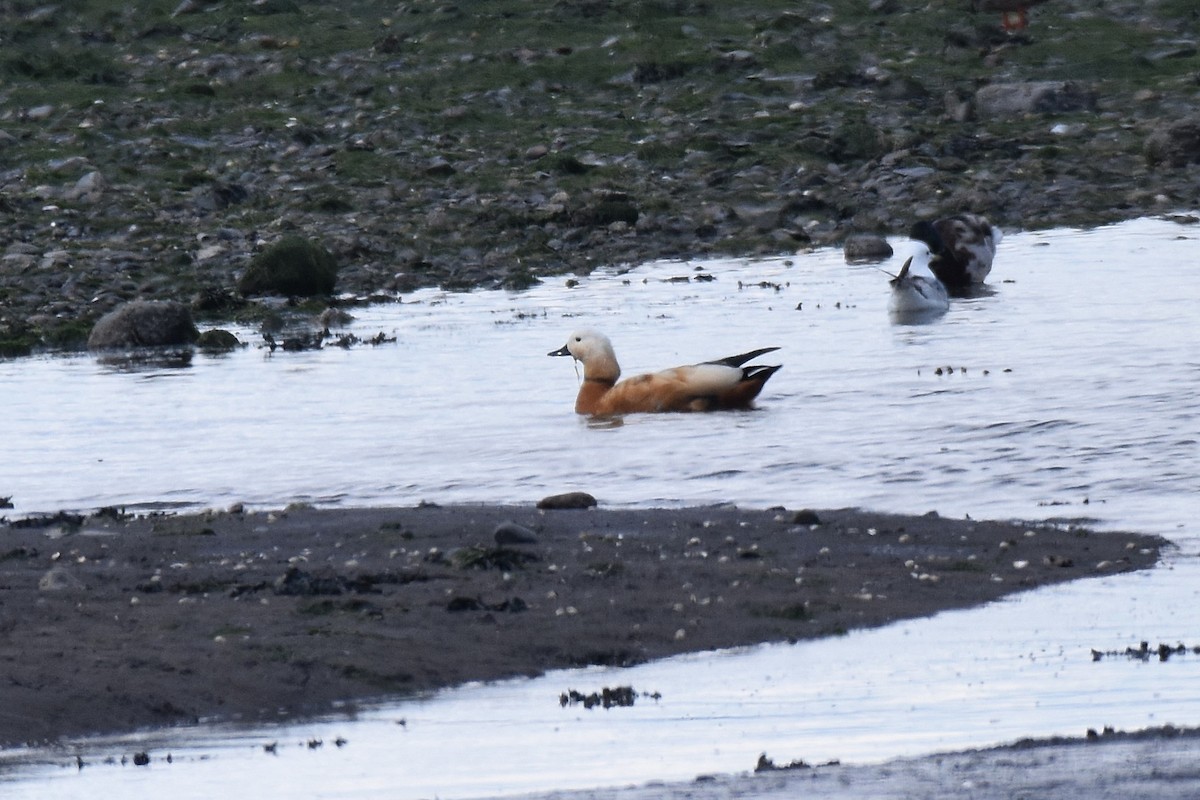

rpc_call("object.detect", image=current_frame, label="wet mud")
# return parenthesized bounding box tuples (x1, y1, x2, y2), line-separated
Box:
(0, 502, 1164, 749)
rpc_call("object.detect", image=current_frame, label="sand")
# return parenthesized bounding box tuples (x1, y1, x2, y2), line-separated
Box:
(0, 501, 1164, 749)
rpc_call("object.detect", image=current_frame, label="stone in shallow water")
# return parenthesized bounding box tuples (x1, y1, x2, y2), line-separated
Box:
(843, 234, 893, 262)
(536, 492, 598, 510)
(87, 300, 199, 351)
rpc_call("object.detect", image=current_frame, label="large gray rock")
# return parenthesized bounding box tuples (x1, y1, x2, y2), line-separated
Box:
(1145, 117, 1200, 168)
(87, 300, 199, 351)
(973, 81, 1096, 118)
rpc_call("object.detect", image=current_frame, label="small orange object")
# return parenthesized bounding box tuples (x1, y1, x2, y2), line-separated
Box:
(1001, 8, 1030, 31)
(975, 0, 1047, 31)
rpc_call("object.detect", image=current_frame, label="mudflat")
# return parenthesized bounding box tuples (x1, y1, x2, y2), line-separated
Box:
(0, 501, 1163, 749)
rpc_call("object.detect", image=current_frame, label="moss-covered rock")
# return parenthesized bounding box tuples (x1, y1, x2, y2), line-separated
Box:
(87, 301, 199, 351)
(1145, 117, 1200, 168)
(238, 237, 339, 298)
(195, 329, 242, 352)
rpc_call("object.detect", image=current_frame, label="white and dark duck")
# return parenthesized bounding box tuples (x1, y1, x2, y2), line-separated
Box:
(888, 243, 949, 317)
(909, 214, 1002, 292)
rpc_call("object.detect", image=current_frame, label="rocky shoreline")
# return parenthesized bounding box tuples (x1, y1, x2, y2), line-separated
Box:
(3, 0, 1200, 354)
(0, 501, 1165, 749)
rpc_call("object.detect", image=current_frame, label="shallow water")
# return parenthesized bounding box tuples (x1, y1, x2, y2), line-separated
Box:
(2, 216, 1199, 797)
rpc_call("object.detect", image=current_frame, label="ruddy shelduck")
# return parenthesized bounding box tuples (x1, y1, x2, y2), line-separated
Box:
(909, 213, 1002, 291)
(549, 329, 781, 416)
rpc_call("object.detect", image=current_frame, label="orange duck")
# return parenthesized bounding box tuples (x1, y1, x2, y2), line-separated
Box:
(974, 0, 1050, 31)
(549, 330, 781, 417)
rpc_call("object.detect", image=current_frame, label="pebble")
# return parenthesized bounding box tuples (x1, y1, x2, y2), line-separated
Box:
(494, 522, 539, 545)
(842, 235, 893, 262)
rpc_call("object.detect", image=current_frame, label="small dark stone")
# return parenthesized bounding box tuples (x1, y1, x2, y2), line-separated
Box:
(843, 234, 893, 262)
(424, 157, 456, 176)
(537, 492, 598, 510)
(195, 329, 241, 352)
(791, 509, 821, 526)
(573, 199, 639, 227)
(493, 522, 538, 545)
(273, 566, 344, 596)
(496, 596, 527, 613)
(133, 751, 150, 766)
(447, 596, 481, 612)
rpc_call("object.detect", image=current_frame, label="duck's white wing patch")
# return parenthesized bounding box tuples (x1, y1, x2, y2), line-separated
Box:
(660, 363, 742, 395)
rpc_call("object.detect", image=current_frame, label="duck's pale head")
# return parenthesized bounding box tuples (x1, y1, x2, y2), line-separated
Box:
(549, 330, 623, 383)
(548, 329, 612, 362)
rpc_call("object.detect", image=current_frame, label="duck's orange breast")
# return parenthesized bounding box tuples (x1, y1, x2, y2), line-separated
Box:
(592, 374, 698, 415)
(575, 378, 617, 415)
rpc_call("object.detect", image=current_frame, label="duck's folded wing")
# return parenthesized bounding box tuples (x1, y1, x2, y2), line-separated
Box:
(596, 360, 780, 414)
(659, 363, 745, 396)
(598, 365, 742, 414)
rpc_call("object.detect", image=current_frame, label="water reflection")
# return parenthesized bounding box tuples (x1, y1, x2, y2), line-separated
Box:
(94, 347, 195, 372)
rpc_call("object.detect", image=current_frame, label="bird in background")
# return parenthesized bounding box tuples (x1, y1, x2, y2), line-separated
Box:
(909, 213, 1003, 291)
(887, 243, 950, 317)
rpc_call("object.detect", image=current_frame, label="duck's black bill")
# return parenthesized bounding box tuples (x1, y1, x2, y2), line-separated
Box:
(548, 345, 571, 357)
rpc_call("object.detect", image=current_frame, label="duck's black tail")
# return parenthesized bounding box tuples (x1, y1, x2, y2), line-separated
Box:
(708, 347, 780, 368)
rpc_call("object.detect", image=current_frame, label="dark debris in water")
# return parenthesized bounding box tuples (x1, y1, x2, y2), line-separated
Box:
(93, 505, 133, 522)
(1091, 641, 1200, 662)
(559, 685, 660, 710)
(738, 280, 785, 291)
(262, 329, 396, 353)
(755, 753, 840, 772)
